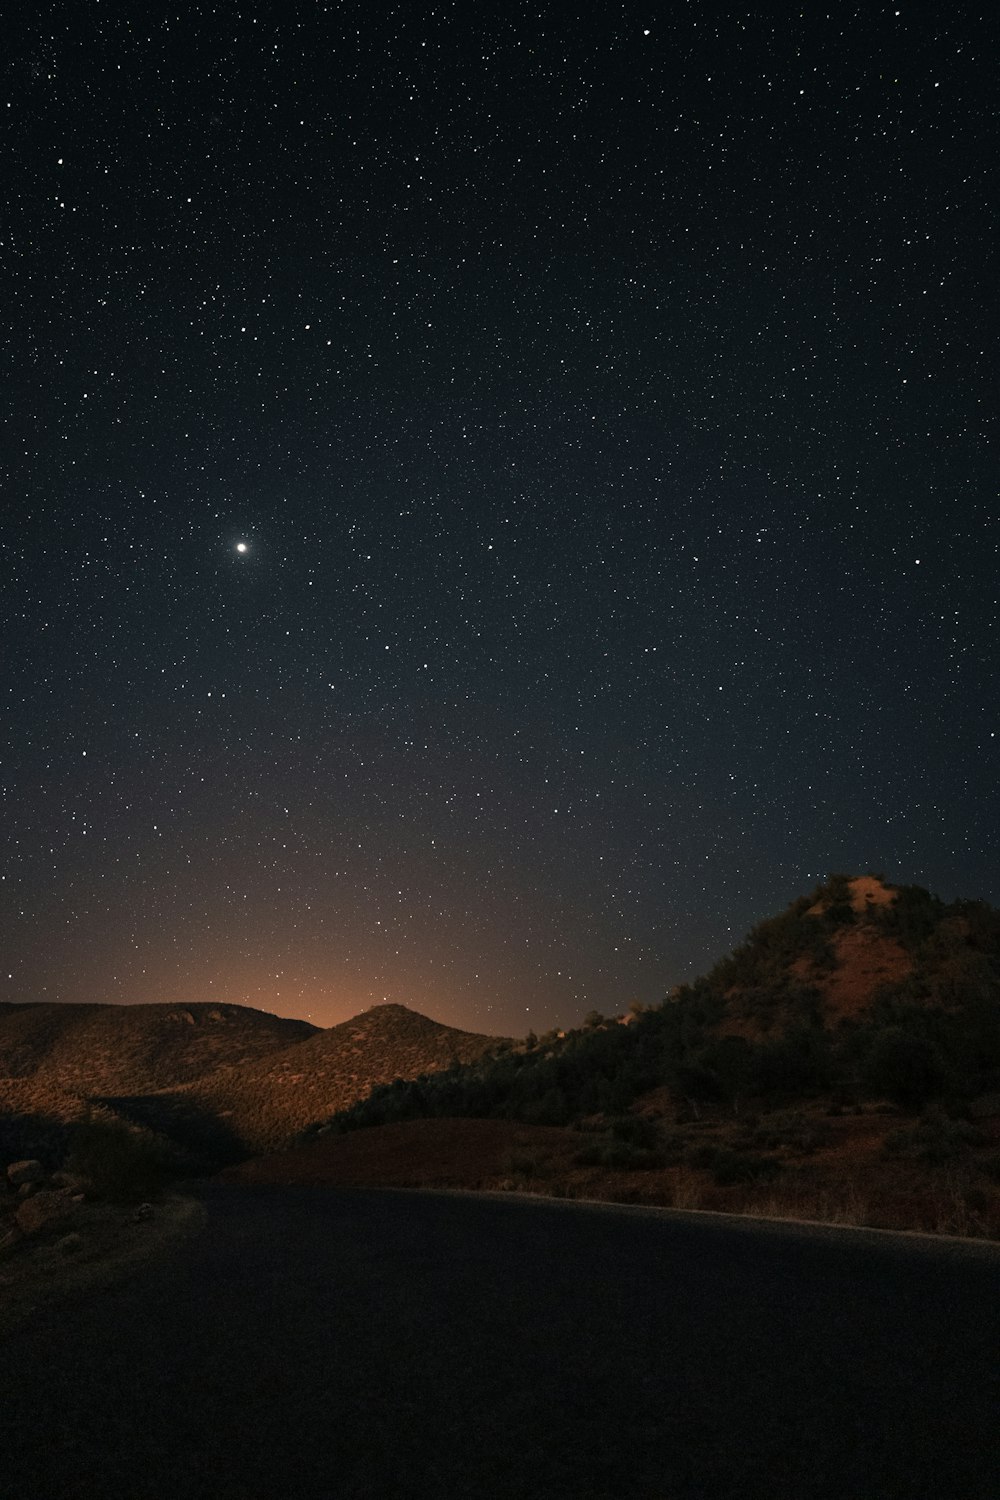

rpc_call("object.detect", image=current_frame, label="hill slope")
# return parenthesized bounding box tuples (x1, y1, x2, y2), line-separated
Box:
(0, 1001, 317, 1095)
(307, 878, 1000, 1236)
(331, 877, 1000, 1134)
(80, 1005, 507, 1162)
(0, 1000, 320, 1165)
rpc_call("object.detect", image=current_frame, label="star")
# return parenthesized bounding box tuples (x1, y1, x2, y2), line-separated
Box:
(235, 541, 249, 554)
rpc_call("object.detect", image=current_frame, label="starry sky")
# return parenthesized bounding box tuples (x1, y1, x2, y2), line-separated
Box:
(3, 4, 997, 1033)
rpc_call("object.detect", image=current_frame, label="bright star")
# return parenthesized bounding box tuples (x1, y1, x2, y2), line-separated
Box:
(235, 541, 249, 554)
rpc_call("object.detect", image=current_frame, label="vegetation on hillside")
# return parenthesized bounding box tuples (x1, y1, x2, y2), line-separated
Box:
(326, 880, 1000, 1136)
(0, 1001, 316, 1096)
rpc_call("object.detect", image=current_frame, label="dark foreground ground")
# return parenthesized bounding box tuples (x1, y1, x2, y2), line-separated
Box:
(1, 1186, 998, 1500)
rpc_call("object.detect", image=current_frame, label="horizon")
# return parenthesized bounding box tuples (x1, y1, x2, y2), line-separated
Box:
(6, 872, 997, 1033)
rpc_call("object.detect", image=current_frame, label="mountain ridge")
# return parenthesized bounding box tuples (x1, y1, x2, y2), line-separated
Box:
(0, 999, 506, 1166)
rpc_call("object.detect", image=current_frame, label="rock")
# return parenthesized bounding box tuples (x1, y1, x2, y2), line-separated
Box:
(51, 1171, 92, 1196)
(6, 1160, 45, 1188)
(132, 1202, 155, 1223)
(15, 1191, 76, 1238)
(16, 1182, 39, 1201)
(55, 1232, 83, 1255)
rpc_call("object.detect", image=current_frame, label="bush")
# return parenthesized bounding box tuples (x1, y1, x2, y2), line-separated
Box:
(502, 1151, 542, 1179)
(607, 1115, 661, 1149)
(754, 1026, 833, 1099)
(66, 1115, 170, 1202)
(977, 1151, 1000, 1183)
(572, 1135, 663, 1170)
(686, 1142, 726, 1170)
(748, 1111, 831, 1154)
(862, 1028, 947, 1110)
(683, 1141, 782, 1184)
(883, 1112, 985, 1164)
(710, 1148, 783, 1186)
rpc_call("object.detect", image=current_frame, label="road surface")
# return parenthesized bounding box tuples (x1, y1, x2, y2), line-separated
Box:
(1, 1186, 998, 1499)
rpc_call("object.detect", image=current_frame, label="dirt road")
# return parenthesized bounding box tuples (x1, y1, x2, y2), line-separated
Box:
(1, 1186, 998, 1498)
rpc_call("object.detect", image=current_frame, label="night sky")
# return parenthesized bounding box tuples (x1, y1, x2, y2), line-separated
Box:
(3, 5, 997, 1034)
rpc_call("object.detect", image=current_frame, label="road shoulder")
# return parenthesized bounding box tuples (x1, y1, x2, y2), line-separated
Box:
(0, 1193, 206, 1341)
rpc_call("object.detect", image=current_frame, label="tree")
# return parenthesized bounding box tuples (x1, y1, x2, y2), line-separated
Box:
(862, 1027, 946, 1111)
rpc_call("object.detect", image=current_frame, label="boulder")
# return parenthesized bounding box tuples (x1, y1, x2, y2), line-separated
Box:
(51, 1171, 93, 1196)
(6, 1160, 45, 1188)
(15, 1191, 76, 1238)
(55, 1232, 84, 1255)
(16, 1182, 38, 1201)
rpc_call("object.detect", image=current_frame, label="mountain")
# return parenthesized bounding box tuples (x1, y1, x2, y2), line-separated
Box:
(713, 874, 913, 1034)
(111, 1004, 506, 1159)
(0, 1000, 505, 1166)
(0, 1001, 317, 1095)
(0, 1000, 318, 1165)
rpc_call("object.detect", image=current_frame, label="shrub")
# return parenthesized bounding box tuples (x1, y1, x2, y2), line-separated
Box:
(977, 1151, 1000, 1183)
(684, 1141, 782, 1184)
(686, 1142, 727, 1170)
(748, 1111, 830, 1154)
(753, 1025, 833, 1099)
(502, 1151, 542, 1179)
(862, 1028, 947, 1110)
(572, 1136, 663, 1170)
(607, 1115, 660, 1149)
(883, 1112, 985, 1164)
(709, 1148, 782, 1186)
(66, 1115, 170, 1202)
